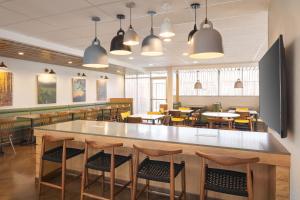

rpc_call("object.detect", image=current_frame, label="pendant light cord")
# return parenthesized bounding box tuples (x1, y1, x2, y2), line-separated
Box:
(205, 0, 208, 24)
(194, 5, 197, 26)
(150, 13, 154, 34)
(130, 7, 132, 27)
(94, 20, 97, 39)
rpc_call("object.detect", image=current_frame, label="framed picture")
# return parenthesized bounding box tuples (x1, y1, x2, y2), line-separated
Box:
(72, 78, 86, 102)
(0, 71, 13, 106)
(37, 74, 57, 104)
(96, 79, 107, 101)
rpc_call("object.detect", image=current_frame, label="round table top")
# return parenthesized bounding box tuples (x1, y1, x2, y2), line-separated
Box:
(202, 112, 240, 118)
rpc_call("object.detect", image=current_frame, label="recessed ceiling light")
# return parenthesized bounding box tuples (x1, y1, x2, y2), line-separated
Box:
(68, 61, 73, 64)
(193, 61, 198, 64)
(163, 38, 172, 42)
(149, 64, 154, 66)
(128, 56, 134, 60)
(182, 52, 188, 56)
(18, 52, 24, 55)
(116, 70, 121, 73)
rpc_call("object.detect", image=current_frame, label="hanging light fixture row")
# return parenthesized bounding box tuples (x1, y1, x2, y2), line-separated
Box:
(82, 1, 224, 68)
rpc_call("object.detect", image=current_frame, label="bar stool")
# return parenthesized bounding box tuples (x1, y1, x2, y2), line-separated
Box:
(195, 151, 259, 200)
(38, 135, 84, 200)
(0, 120, 16, 155)
(80, 140, 133, 200)
(132, 145, 186, 200)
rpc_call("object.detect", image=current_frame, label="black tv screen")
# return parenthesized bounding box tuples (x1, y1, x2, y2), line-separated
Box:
(259, 35, 287, 138)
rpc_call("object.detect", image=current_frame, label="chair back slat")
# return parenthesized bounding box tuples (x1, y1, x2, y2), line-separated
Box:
(195, 151, 259, 166)
(85, 140, 123, 150)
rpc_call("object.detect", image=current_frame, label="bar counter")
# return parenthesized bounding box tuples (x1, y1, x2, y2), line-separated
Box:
(34, 120, 290, 200)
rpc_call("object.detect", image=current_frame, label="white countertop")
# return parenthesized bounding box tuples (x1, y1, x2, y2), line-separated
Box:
(35, 120, 289, 155)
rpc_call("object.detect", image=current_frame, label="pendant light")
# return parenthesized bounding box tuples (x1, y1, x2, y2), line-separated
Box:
(0, 62, 8, 70)
(159, 18, 175, 38)
(234, 69, 243, 88)
(194, 71, 202, 89)
(83, 16, 108, 68)
(141, 11, 163, 56)
(189, 0, 224, 59)
(234, 79, 243, 88)
(123, 2, 139, 46)
(110, 14, 132, 55)
(187, 3, 200, 45)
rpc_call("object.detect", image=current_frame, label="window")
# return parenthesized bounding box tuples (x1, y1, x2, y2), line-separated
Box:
(174, 66, 259, 96)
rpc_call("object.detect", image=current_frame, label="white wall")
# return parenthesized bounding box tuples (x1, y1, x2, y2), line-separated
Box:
(0, 56, 124, 109)
(268, 0, 300, 199)
(177, 96, 259, 110)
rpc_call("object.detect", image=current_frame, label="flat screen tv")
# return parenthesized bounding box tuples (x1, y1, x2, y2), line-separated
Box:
(259, 35, 287, 138)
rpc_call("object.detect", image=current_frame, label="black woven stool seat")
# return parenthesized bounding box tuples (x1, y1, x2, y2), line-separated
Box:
(205, 167, 248, 197)
(42, 146, 84, 163)
(137, 158, 185, 183)
(86, 152, 131, 172)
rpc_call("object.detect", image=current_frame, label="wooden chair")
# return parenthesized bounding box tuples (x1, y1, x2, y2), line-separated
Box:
(192, 112, 209, 128)
(132, 145, 186, 200)
(234, 111, 253, 131)
(53, 112, 71, 123)
(207, 118, 234, 129)
(127, 117, 143, 124)
(195, 151, 259, 200)
(168, 110, 185, 126)
(80, 140, 132, 200)
(38, 135, 84, 200)
(161, 115, 172, 126)
(85, 109, 99, 121)
(159, 104, 168, 114)
(109, 108, 118, 121)
(0, 120, 16, 155)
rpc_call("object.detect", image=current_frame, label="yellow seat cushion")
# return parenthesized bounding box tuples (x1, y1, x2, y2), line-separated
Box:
(147, 112, 161, 115)
(234, 119, 250, 124)
(171, 117, 185, 122)
(121, 111, 130, 121)
(236, 107, 249, 112)
(178, 107, 190, 111)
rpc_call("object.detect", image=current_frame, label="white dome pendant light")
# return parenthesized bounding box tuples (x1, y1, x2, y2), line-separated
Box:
(83, 16, 108, 68)
(159, 18, 175, 38)
(189, 0, 224, 59)
(187, 3, 200, 45)
(141, 11, 163, 56)
(123, 2, 139, 46)
(110, 14, 132, 55)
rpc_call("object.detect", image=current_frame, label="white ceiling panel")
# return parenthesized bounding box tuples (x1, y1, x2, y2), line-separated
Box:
(0, 0, 268, 69)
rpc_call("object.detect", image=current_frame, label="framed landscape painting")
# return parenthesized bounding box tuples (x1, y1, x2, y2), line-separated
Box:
(72, 78, 86, 102)
(0, 72, 13, 106)
(96, 79, 107, 101)
(37, 74, 57, 104)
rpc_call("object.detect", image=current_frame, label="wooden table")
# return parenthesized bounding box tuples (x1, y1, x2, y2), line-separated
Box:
(129, 114, 165, 124)
(169, 109, 194, 115)
(202, 112, 240, 118)
(34, 120, 290, 200)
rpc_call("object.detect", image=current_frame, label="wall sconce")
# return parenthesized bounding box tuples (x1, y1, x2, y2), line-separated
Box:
(100, 75, 109, 79)
(44, 68, 55, 74)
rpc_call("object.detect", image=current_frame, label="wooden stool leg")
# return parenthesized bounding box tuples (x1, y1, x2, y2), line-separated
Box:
(246, 164, 254, 200)
(132, 151, 139, 200)
(101, 171, 105, 195)
(146, 179, 150, 200)
(61, 141, 67, 200)
(38, 138, 45, 199)
(200, 159, 206, 200)
(181, 164, 186, 200)
(170, 155, 175, 200)
(81, 142, 88, 200)
(129, 158, 133, 198)
(110, 150, 115, 200)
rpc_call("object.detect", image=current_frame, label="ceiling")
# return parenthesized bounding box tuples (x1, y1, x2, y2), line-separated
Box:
(0, 0, 269, 69)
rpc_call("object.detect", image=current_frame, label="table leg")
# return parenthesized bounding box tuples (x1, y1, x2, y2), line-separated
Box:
(255, 114, 258, 131)
(152, 119, 155, 125)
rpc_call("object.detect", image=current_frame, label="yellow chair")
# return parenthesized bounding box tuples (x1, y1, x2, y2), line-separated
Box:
(178, 107, 190, 111)
(120, 111, 130, 122)
(234, 111, 253, 131)
(147, 112, 161, 115)
(236, 107, 249, 112)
